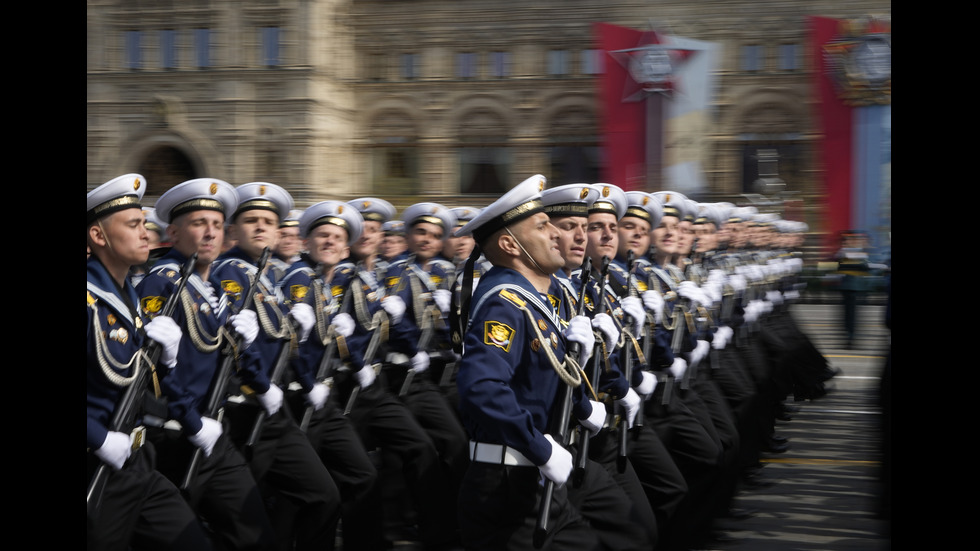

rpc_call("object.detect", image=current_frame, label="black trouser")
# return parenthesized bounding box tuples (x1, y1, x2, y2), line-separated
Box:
(346, 374, 461, 548)
(148, 421, 277, 551)
(690, 363, 743, 521)
(643, 378, 725, 551)
(226, 400, 342, 551)
(708, 345, 767, 471)
(286, 388, 384, 551)
(384, 359, 470, 491)
(572, 427, 658, 550)
(625, 420, 688, 536)
(87, 443, 213, 551)
(459, 462, 600, 551)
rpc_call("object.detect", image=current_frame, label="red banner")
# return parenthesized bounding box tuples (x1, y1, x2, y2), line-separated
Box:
(594, 22, 650, 192)
(809, 16, 854, 255)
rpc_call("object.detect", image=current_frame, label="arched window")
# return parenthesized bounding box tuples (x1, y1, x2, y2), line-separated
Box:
(139, 146, 197, 197)
(457, 108, 510, 195)
(547, 106, 600, 186)
(368, 110, 420, 196)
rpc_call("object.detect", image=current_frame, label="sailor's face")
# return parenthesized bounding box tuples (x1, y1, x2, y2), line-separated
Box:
(587, 212, 619, 266)
(651, 215, 679, 257)
(169, 210, 225, 265)
(408, 222, 444, 262)
(618, 217, 650, 260)
(232, 209, 280, 260)
(101, 208, 150, 267)
(552, 216, 588, 271)
(306, 224, 350, 267)
(352, 220, 382, 259)
(512, 212, 564, 275)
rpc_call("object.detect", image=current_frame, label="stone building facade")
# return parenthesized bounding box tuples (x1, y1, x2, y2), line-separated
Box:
(87, 0, 890, 253)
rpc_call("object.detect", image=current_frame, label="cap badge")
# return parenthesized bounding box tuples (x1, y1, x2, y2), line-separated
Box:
(665, 193, 671, 202)
(362, 201, 371, 209)
(538, 178, 545, 191)
(209, 183, 218, 195)
(579, 187, 589, 199)
(133, 177, 141, 191)
(337, 205, 344, 213)
(259, 185, 267, 195)
(642, 196, 650, 205)
(602, 186, 610, 197)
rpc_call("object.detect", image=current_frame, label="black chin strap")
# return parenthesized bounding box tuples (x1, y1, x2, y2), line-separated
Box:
(450, 243, 483, 355)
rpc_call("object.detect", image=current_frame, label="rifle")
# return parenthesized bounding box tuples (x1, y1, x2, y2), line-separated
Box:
(342, 310, 387, 416)
(300, 264, 352, 432)
(534, 255, 592, 549)
(573, 256, 611, 486)
(679, 240, 700, 391)
(617, 250, 636, 473)
(87, 253, 198, 516)
(242, 313, 300, 460)
(180, 247, 270, 494)
(398, 308, 434, 396)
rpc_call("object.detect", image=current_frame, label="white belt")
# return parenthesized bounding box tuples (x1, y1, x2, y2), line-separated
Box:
(468, 441, 535, 467)
(142, 415, 183, 432)
(386, 352, 410, 365)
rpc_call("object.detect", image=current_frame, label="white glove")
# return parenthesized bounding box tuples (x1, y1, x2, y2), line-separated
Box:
(289, 302, 315, 343)
(410, 351, 430, 374)
(743, 301, 760, 324)
(539, 434, 574, 486)
(784, 289, 800, 301)
(702, 281, 723, 306)
(331, 312, 355, 339)
(433, 289, 452, 314)
(637, 371, 657, 398)
(592, 313, 620, 346)
(188, 417, 223, 457)
(580, 400, 607, 437)
(620, 296, 645, 335)
(669, 357, 688, 380)
(381, 296, 406, 325)
(766, 290, 783, 306)
(257, 384, 283, 416)
(689, 340, 710, 369)
(677, 281, 707, 306)
(230, 309, 259, 347)
(729, 274, 746, 292)
(617, 388, 641, 428)
(641, 290, 664, 324)
(563, 315, 595, 366)
(144, 315, 182, 368)
(304, 382, 329, 411)
(712, 326, 733, 350)
(95, 431, 131, 471)
(356, 365, 377, 388)
(708, 269, 727, 285)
